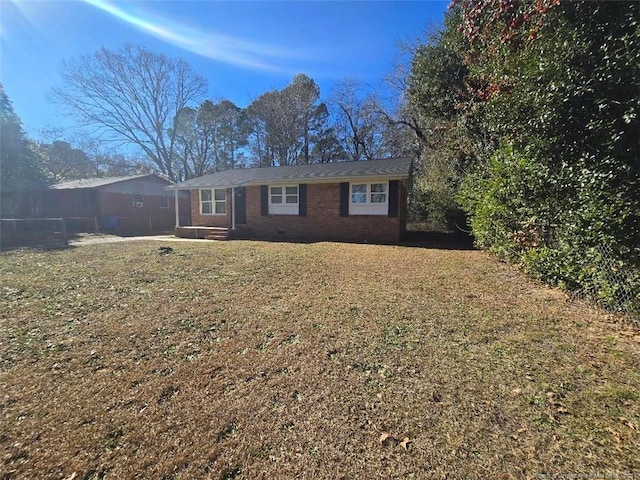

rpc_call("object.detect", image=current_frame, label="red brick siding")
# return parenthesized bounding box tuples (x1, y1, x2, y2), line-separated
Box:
(41, 190, 100, 218)
(237, 183, 401, 243)
(190, 188, 232, 228)
(187, 182, 405, 243)
(98, 191, 188, 234)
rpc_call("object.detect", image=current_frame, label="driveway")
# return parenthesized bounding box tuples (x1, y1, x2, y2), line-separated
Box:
(68, 234, 211, 246)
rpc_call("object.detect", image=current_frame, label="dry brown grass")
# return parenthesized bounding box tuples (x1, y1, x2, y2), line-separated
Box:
(1, 241, 639, 480)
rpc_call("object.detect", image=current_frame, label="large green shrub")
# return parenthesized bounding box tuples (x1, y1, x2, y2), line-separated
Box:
(454, 1, 640, 315)
(460, 144, 639, 314)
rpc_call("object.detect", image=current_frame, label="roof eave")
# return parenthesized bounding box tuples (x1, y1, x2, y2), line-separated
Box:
(243, 173, 410, 186)
(168, 173, 410, 190)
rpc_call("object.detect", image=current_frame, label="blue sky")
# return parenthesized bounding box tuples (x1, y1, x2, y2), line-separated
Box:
(1, 0, 448, 138)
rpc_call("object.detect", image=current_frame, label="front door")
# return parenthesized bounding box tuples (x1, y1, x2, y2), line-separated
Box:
(234, 187, 246, 225)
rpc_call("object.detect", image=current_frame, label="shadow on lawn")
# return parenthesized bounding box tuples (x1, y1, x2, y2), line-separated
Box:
(0, 231, 475, 252)
(0, 238, 77, 253)
(0, 232, 89, 253)
(230, 230, 475, 250)
(401, 231, 476, 250)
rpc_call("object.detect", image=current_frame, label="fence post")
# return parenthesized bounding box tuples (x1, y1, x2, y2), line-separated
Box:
(61, 218, 68, 243)
(94, 216, 99, 233)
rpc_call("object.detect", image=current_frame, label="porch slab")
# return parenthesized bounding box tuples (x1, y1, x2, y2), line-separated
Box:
(174, 226, 229, 240)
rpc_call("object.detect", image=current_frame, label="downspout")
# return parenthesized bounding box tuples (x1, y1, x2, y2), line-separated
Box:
(231, 187, 236, 231)
(174, 189, 180, 228)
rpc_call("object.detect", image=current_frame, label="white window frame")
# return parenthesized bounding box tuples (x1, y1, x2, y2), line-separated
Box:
(200, 188, 227, 216)
(349, 181, 388, 215)
(132, 194, 144, 208)
(269, 184, 299, 215)
(160, 196, 170, 208)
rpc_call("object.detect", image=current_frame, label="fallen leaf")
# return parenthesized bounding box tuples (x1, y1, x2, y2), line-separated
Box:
(517, 427, 528, 434)
(400, 437, 410, 450)
(619, 417, 638, 430)
(607, 428, 622, 444)
(379, 432, 390, 444)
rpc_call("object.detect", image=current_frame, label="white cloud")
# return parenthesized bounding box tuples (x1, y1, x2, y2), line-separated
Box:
(83, 0, 303, 73)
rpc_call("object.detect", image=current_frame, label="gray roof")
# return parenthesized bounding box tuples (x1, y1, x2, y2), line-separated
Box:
(168, 157, 412, 190)
(51, 174, 167, 190)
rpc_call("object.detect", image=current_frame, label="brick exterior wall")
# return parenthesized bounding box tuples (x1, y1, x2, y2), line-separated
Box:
(190, 182, 406, 243)
(190, 188, 232, 228)
(38, 190, 189, 234)
(98, 191, 188, 234)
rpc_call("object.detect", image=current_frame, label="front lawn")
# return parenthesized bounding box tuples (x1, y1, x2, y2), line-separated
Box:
(1, 241, 639, 479)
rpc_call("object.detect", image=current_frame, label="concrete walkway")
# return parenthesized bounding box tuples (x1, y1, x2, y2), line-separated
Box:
(68, 235, 212, 246)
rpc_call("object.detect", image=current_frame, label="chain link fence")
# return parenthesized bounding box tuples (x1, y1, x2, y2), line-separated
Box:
(570, 243, 639, 320)
(504, 223, 639, 322)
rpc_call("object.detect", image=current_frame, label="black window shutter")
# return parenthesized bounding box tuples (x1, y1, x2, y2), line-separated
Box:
(299, 184, 307, 217)
(339, 182, 349, 217)
(388, 180, 399, 217)
(261, 185, 269, 216)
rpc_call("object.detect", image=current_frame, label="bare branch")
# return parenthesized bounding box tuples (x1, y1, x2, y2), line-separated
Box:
(51, 44, 207, 181)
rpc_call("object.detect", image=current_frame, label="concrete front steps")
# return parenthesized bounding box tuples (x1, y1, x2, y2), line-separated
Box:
(174, 226, 229, 241)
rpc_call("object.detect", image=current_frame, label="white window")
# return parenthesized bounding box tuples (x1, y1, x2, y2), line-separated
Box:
(132, 194, 144, 208)
(160, 196, 169, 208)
(200, 189, 226, 215)
(349, 181, 388, 215)
(269, 185, 298, 215)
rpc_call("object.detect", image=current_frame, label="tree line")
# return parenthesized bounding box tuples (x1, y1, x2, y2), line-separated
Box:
(0, 44, 413, 184)
(404, 0, 639, 312)
(1, 83, 159, 187)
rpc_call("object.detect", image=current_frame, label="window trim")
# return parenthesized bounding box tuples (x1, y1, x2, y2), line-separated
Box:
(200, 188, 227, 216)
(349, 181, 389, 215)
(160, 196, 170, 208)
(268, 184, 299, 215)
(132, 194, 144, 208)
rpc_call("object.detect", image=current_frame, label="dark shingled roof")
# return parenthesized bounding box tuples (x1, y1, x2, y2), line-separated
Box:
(168, 157, 412, 190)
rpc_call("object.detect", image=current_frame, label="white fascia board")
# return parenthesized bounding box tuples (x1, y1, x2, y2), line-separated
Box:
(244, 174, 408, 186)
(166, 184, 234, 191)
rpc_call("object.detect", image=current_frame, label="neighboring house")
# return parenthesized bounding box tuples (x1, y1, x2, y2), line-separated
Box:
(168, 157, 412, 243)
(0, 180, 49, 218)
(40, 174, 190, 234)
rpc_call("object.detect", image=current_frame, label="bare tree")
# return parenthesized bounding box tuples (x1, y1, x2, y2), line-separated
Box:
(174, 99, 247, 177)
(36, 140, 93, 183)
(52, 44, 207, 181)
(329, 79, 388, 161)
(329, 78, 420, 162)
(246, 74, 330, 166)
(246, 90, 290, 167)
(75, 134, 153, 177)
(283, 74, 327, 164)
